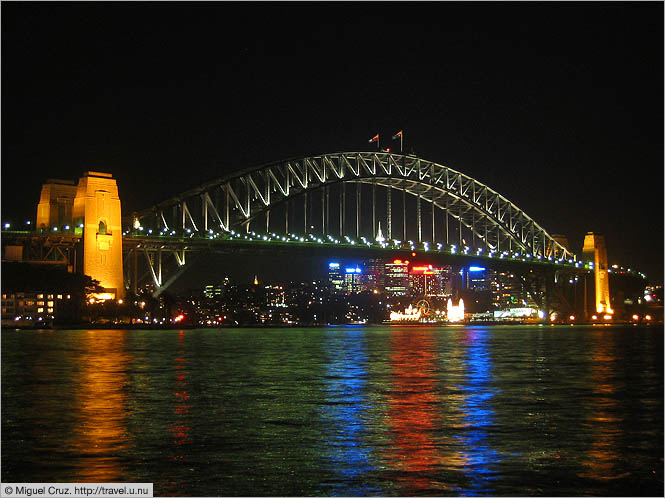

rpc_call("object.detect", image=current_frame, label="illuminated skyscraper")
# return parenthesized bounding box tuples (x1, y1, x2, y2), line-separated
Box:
(385, 259, 409, 297)
(409, 264, 454, 297)
(204, 277, 230, 299)
(464, 266, 489, 291)
(328, 262, 344, 293)
(364, 258, 385, 292)
(489, 270, 534, 309)
(344, 267, 363, 294)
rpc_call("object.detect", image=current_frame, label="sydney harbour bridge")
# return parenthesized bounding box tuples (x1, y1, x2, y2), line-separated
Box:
(3, 151, 640, 318)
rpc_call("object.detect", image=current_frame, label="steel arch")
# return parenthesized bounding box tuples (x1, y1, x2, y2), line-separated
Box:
(130, 152, 574, 260)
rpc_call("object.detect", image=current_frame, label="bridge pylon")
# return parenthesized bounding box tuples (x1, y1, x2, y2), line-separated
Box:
(582, 232, 611, 316)
(33, 172, 125, 300)
(72, 172, 125, 300)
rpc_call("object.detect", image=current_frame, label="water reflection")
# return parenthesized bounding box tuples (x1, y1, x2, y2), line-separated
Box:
(162, 330, 192, 496)
(578, 330, 628, 481)
(3, 326, 661, 496)
(457, 327, 501, 495)
(384, 328, 447, 494)
(322, 327, 378, 495)
(70, 331, 131, 481)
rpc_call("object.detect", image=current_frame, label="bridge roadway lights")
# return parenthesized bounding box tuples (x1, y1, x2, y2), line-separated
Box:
(122, 230, 588, 299)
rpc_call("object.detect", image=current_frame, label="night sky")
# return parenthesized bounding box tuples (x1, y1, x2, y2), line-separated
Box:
(2, 2, 663, 284)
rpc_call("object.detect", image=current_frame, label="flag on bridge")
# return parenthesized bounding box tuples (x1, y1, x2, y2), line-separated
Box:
(392, 130, 403, 152)
(368, 134, 379, 143)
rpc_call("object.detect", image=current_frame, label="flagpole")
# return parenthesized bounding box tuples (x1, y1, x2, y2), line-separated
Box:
(392, 131, 404, 153)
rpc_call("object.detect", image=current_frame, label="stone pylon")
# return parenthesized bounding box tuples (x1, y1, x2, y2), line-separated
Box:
(582, 232, 611, 315)
(72, 172, 125, 299)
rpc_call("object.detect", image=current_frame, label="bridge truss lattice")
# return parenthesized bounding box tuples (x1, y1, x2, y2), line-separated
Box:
(130, 152, 575, 261)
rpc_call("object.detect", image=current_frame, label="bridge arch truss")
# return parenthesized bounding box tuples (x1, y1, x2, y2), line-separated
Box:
(130, 152, 574, 260)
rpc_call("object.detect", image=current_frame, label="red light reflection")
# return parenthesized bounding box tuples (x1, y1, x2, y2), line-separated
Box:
(383, 328, 450, 494)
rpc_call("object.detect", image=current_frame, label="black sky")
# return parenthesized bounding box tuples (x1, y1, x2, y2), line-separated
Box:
(2, 2, 663, 283)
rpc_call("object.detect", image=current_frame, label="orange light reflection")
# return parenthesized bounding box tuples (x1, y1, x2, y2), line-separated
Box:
(578, 331, 628, 481)
(70, 331, 131, 481)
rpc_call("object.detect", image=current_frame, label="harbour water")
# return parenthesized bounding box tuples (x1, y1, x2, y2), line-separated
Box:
(2, 325, 663, 496)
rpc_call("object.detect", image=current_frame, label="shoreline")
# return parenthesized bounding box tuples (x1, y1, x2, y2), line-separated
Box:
(2, 321, 661, 331)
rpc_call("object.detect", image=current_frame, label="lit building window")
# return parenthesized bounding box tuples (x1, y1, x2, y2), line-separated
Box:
(47, 294, 53, 299)
(47, 301, 54, 307)
(47, 307, 54, 313)
(37, 308, 44, 313)
(57, 294, 63, 299)
(37, 294, 44, 299)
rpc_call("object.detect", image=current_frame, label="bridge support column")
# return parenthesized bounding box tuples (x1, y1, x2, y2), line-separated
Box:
(458, 202, 463, 247)
(321, 189, 325, 235)
(417, 193, 422, 243)
(431, 188, 435, 243)
(386, 186, 392, 239)
(402, 180, 407, 241)
(372, 179, 376, 240)
(356, 183, 360, 239)
(132, 246, 138, 296)
(544, 270, 553, 320)
(484, 217, 488, 251)
(445, 195, 449, 245)
(325, 187, 330, 236)
(582, 232, 612, 316)
(340, 183, 345, 237)
(72, 171, 125, 300)
(203, 195, 208, 231)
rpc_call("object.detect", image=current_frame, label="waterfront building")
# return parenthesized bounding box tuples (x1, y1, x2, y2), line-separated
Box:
(464, 265, 489, 291)
(204, 278, 230, 300)
(409, 264, 453, 297)
(385, 259, 409, 297)
(1, 291, 68, 326)
(364, 258, 385, 293)
(489, 270, 534, 309)
(204, 285, 216, 299)
(328, 262, 344, 293)
(265, 285, 287, 308)
(343, 266, 363, 294)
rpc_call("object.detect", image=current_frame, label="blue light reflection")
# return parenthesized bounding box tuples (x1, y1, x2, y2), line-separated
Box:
(458, 327, 502, 495)
(322, 328, 378, 496)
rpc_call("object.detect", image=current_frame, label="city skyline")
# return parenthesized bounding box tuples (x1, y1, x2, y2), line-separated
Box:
(2, 3, 662, 282)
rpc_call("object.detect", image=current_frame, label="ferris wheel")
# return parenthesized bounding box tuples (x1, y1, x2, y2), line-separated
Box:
(416, 299, 430, 315)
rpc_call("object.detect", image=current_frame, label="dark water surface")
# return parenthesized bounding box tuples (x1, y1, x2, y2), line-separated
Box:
(2, 325, 663, 496)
